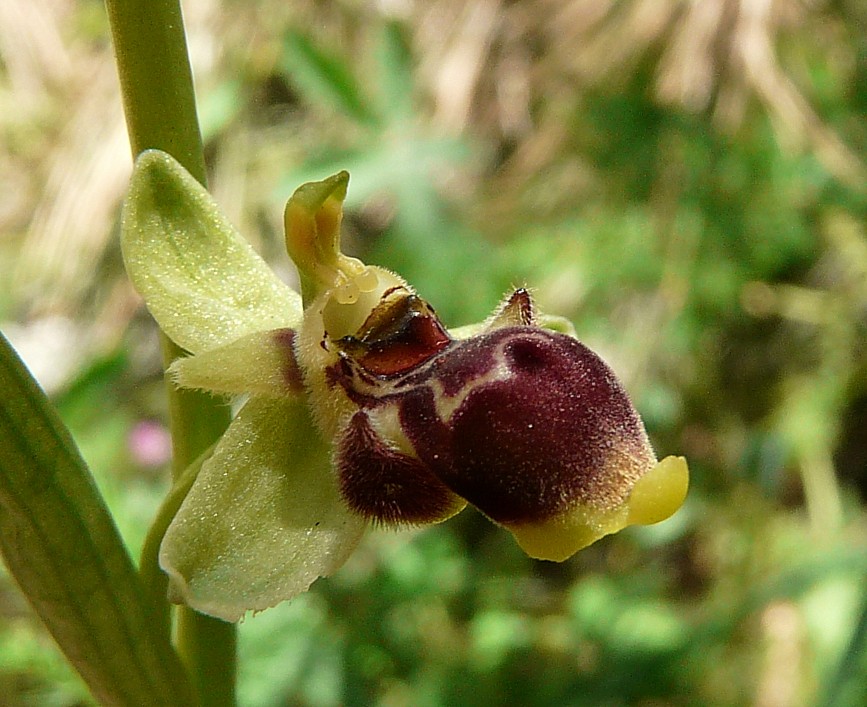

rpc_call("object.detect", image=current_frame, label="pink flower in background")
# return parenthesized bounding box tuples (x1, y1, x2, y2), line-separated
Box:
(128, 419, 172, 468)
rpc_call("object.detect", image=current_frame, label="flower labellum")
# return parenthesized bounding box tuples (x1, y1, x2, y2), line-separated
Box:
(121, 150, 688, 621)
(297, 277, 687, 563)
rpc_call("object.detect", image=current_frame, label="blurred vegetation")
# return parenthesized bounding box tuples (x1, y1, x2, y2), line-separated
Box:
(1, 0, 866, 705)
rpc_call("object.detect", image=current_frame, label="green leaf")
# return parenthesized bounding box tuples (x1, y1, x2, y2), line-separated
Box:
(160, 396, 367, 622)
(122, 150, 302, 355)
(281, 32, 376, 126)
(0, 331, 195, 707)
(374, 21, 415, 123)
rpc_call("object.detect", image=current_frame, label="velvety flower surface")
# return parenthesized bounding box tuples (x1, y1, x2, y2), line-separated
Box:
(121, 150, 688, 622)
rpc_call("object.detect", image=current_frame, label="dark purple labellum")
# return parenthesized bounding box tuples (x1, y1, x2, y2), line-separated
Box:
(397, 328, 654, 524)
(329, 288, 656, 530)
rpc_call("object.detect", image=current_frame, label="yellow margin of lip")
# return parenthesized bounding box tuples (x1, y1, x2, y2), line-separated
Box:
(626, 455, 689, 525)
(507, 455, 689, 562)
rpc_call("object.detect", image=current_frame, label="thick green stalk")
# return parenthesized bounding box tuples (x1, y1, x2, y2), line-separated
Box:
(106, 0, 206, 182)
(105, 1, 236, 704)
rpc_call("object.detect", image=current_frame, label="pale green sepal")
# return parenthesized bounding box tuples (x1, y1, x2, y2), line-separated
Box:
(159, 396, 366, 622)
(170, 328, 304, 398)
(538, 314, 577, 337)
(121, 150, 302, 354)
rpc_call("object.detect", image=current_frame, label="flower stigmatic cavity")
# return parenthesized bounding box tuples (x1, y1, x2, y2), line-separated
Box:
(121, 150, 688, 622)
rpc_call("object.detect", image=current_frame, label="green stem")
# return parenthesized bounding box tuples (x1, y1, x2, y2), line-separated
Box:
(105, 1, 236, 704)
(105, 0, 206, 181)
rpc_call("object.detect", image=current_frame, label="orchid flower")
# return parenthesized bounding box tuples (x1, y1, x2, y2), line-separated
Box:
(121, 150, 688, 622)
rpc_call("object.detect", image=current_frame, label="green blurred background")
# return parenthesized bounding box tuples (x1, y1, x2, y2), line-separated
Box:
(1, 1, 866, 705)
